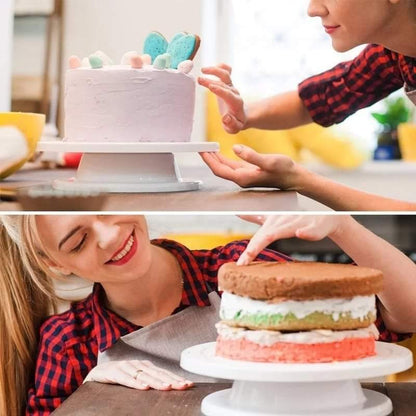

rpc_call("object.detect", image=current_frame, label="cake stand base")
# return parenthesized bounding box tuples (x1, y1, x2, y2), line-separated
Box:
(37, 142, 219, 193)
(180, 342, 412, 416)
(201, 386, 391, 416)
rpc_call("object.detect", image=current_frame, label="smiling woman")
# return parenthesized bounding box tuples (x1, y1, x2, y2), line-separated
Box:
(1, 214, 415, 415)
(0, 214, 290, 416)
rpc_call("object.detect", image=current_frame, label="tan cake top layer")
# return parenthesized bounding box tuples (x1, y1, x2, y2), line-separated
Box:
(218, 262, 383, 301)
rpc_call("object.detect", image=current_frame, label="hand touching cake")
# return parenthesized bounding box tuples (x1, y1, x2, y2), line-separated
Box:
(216, 262, 383, 363)
(64, 32, 200, 143)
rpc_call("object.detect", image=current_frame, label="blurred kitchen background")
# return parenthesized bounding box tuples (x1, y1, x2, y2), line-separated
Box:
(1, 0, 415, 202)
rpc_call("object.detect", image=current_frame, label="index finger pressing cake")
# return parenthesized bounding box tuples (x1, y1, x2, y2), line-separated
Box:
(216, 261, 383, 363)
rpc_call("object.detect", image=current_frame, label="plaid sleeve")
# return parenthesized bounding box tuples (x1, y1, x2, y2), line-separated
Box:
(298, 44, 404, 126)
(196, 240, 291, 289)
(375, 300, 413, 343)
(26, 319, 89, 415)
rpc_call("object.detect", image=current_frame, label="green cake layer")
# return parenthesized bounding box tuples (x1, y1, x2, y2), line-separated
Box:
(220, 311, 376, 331)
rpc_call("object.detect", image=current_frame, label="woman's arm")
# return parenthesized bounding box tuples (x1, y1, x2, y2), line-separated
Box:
(295, 166, 416, 211)
(198, 65, 312, 133)
(244, 91, 312, 130)
(199, 46, 404, 133)
(238, 215, 416, 334)
(26, 339, 80, 415)
(200, 145, 416, 211)
(330, 216, 416, 334)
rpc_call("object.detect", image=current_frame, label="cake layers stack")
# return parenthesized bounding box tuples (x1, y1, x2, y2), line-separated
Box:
(216, 262, 383, 363)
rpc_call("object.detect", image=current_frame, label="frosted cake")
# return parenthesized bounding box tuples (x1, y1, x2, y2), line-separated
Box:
(64, 31, 200, 143)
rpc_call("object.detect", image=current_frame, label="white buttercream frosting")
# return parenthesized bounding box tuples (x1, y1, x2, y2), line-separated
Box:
(220, 292, 376, 322)
(64, 66, 195, 143)
(216, 322, 379, 345)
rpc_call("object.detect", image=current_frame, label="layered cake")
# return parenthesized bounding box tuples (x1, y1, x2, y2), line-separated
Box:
(216, 262, 383, 363)
(64, 32, 200, 143)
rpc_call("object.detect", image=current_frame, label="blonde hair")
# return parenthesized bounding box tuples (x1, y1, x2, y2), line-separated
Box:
(0, 216, 57, 416)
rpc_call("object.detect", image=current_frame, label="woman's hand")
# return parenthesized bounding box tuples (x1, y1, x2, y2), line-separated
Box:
(200, 145, 301, 190)
(83, 360, 194, 391)
(198, 64, 247, 134)
(237, 215, 349, 265)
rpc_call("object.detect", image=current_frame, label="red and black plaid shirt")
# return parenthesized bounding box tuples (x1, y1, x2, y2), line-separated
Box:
(298, 44, 416, 127)
(26, 239, 409, 415)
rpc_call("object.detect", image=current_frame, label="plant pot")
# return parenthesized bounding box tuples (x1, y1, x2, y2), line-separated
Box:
(374, 144, 400, 160)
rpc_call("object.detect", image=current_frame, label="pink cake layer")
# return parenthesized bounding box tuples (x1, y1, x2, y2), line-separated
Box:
(216, 336, 376, 363)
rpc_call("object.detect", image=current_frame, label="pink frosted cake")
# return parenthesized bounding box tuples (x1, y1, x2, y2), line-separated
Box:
(64, 32, 200, 143)
(216, 262, 383, 363)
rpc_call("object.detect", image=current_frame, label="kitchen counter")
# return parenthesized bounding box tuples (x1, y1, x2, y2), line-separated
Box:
(52, 381, 416, 415)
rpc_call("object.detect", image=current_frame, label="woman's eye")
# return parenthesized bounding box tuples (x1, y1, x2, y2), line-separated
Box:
(71, 234, 87, 253)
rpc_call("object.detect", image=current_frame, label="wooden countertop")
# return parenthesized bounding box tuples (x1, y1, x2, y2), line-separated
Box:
(0, 163, 329, 212)
(52, 382, 416, 415)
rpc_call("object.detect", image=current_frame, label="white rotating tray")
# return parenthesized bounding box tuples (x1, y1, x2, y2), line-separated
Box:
(180, 342, 413, 416)
(37, 141, 219, 193)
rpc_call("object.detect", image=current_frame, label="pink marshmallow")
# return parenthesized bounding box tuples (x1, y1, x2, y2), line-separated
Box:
(131, 55, 143, 69)
(69, 55, 82, 69)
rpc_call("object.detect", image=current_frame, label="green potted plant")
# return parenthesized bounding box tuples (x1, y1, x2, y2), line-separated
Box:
(372, 96, 411, 160)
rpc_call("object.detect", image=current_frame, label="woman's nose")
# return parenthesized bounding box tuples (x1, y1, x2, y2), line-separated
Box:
(307, 0, 328, 17)
(93, 220, 119, 249)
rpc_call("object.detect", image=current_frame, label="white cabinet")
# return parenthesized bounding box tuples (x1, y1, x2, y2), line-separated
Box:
(14, 0, 54, 16)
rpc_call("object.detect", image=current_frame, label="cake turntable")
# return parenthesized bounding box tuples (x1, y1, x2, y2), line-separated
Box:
(180, 341, 413, 416)
(37, 141, 219, 193)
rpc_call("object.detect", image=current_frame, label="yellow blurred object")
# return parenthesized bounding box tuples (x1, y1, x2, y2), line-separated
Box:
(398, 123, 416, 161)
(161, 233, 252, 250)
(206, 92, 299, 160)
(206, 92, 364, 168)
(387, 334, 416, 382)
(289, 124, 365, 169)
(0, 112, 45, 179)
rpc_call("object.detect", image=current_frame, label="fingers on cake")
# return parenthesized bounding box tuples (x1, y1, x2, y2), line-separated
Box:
(65, 31, 200, 143)
(216, 261, 383, 363)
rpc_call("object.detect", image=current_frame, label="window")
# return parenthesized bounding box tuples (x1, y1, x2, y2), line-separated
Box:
(14, 0, 54, 16)
(225, 0, 386, 151)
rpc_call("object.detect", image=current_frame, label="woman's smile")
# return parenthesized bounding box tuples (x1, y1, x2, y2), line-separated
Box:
(34, 215, 152, 283)
(106, 230, 138, 266)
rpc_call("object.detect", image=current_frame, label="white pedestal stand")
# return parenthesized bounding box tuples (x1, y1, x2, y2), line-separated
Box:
(180, 342, 413, 416)
(37, 141, 219, 193)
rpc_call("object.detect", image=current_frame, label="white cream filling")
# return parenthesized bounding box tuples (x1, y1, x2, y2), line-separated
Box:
(220, 292, 376, 322)
(111, 235, 134, 261)
(216, 322, 379, 345)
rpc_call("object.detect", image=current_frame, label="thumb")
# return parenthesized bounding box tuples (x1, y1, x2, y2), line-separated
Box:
(233, 145, 269, 168)
(223, 114, 245, 134)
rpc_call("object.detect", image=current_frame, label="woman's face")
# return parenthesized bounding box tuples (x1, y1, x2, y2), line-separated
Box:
(35, 215, 152, 284)
(307, 0, 398, 52)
